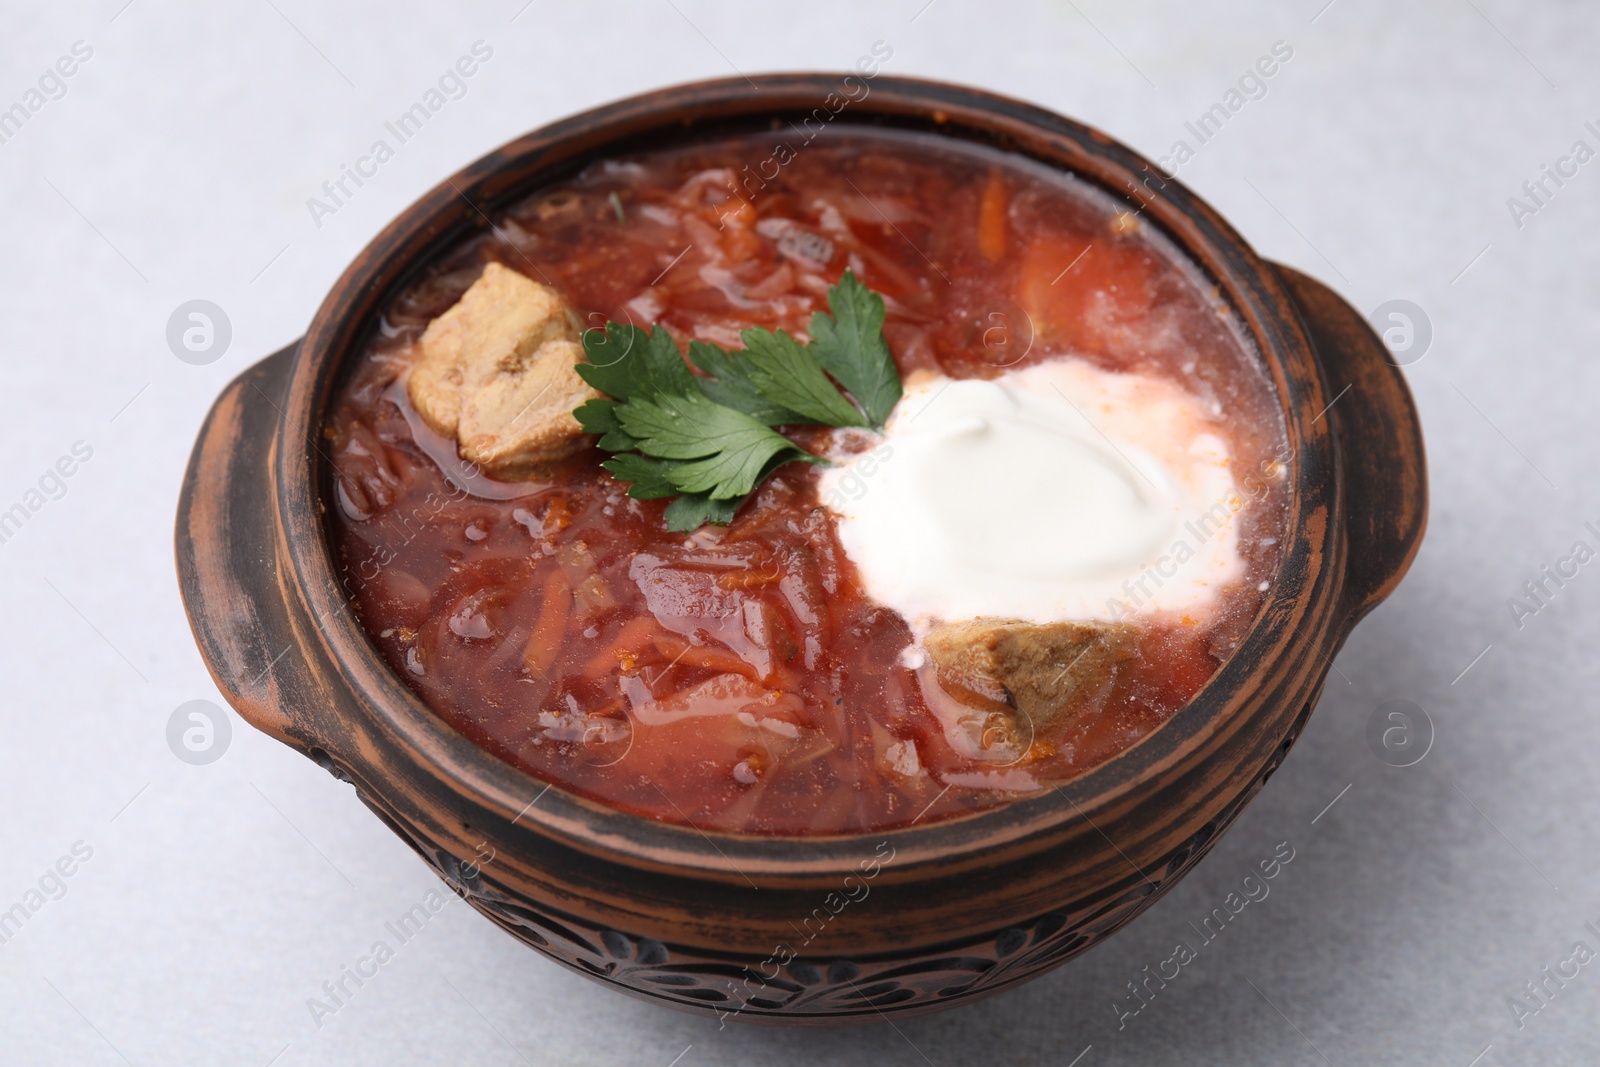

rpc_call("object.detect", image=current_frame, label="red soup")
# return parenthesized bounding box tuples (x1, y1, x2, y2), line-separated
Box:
(326, 128, 1289, 834)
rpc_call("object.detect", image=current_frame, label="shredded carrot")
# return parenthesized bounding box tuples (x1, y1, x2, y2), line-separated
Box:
(717, 565, 782, 590)
(581, 616, 659, 678)
(522, 570, 571, 676)
(652, 634, 759, 681)
(978, 167, 1008, 262)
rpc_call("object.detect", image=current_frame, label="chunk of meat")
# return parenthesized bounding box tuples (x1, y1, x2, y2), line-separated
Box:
(406, 262, 598, 477)
(923, 618, 1137, 731)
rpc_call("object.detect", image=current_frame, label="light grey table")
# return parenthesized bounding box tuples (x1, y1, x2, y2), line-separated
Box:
(1, 1, 1594, 1063)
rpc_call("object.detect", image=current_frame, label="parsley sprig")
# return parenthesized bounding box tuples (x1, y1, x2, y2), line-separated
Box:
(573, 271, 901, 531)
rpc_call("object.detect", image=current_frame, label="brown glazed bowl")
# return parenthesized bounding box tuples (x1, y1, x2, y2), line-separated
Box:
(176, 74, 1425, 1024)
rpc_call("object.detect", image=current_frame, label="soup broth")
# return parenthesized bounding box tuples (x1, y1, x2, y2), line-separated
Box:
(325, 128, 1289, 834)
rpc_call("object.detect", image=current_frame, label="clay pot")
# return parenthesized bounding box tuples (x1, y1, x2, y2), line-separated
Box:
(176, 74, 1425, 1023)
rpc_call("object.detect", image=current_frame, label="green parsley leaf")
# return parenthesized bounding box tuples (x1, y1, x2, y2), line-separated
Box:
(665, 441, 819, 500)
(663, 493, 741, 532)
(686, 340, 807, 425)
(807, 270, 902, 428)
(739, 327, 868, 427)
(611, 390, 747, 460)
(613, 391, 820, 499)
(599, 453, 677, 499)
(576, 323, 697, 401)
(575, 273, 904, 530)
(573, 398, 640, 451)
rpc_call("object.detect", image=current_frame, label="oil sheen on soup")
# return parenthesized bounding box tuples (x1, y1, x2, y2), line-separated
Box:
(326, 128, 1290, 835)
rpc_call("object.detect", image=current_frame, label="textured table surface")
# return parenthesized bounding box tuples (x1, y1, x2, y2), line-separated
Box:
(2, 1, 1596, 1063)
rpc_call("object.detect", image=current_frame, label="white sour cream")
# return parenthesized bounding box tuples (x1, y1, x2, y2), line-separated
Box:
(817, 358, 1247, 632)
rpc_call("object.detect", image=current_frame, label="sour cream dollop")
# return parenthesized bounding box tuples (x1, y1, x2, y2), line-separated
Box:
(817, 359, 1246, 631)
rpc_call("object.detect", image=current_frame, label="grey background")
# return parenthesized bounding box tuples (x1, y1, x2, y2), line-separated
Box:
(0, 0, 1592, 1063)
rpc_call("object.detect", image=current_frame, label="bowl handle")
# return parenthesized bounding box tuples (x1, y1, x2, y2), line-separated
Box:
(175, 341, 320, 747)
(1273, 265, 1428, 620)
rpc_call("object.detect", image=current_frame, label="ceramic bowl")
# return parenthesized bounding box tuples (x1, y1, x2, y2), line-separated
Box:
(176, 74, 1426, 1024)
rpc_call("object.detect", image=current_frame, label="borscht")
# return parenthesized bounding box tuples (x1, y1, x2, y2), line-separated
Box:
(325, 128, 1290, 834)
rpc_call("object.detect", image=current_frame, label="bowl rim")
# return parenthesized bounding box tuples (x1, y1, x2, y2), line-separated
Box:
(276, 72, 1339, 878)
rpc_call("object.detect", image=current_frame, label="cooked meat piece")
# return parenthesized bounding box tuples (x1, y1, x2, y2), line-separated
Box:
(452, 336, 597, 475)
(407, 262, 597, 477)
(923, 618, 1137, 732)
